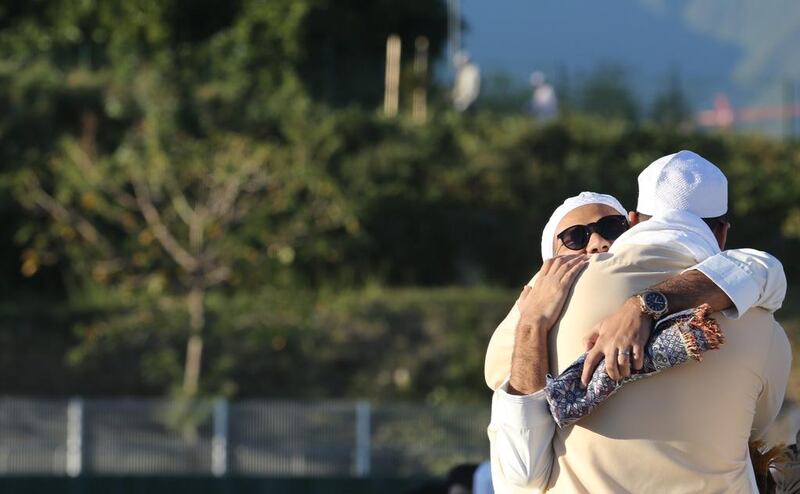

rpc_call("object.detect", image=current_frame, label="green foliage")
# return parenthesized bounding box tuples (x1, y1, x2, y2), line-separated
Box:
(2, 0, 800, 402)
(302, 286, 511, 402)
(577, 64, 641, 122)
(298, 0, 448, 107)
(321, 112, 800, 287)
(650, 70, 692, 128)
(11, 67, 356, 396)
(0, 0, 393, 397)
(27, 284, 514, 401)
(478, 71, 530, 114)
(9, 103, 800, 399)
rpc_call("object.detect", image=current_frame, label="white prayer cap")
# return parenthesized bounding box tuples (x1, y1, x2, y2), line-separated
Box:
(636, 150, 728, 217)
(541, 191, 627, 261)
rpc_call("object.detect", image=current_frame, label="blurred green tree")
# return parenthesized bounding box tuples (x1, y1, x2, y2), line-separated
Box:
(0, 0, 319, 299)
(650, 69, 693, 128)
(16, 69, 353, 397)
(478, 71, 530, 114)
(577, 64, 640, 123)
(2, 0, 800, 405)
(1, 0, 358, 397)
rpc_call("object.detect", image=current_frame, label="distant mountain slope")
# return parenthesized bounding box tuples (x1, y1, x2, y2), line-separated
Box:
(643, 0, 800, 97)
(461, 0, 800, 112)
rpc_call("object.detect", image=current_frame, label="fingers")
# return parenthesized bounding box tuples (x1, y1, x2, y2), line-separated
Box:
(583, 331, 599, 351)
(617, 347, 632, 379)
(581, 348, 603, 387)
(553, 254, 585, 279)
(632, 343, 644, 370)
(518, 285, 532, 303)
(560, 255, 589, 285)
(605, 349, 620, 382)
(542, 254, 578, 277)
(539, 258, 556, 276)
(551, 255, 570, 277)
(632, 322, 649, 370)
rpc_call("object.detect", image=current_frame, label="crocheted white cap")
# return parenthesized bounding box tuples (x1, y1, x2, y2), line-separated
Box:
(636, 150, 728, 217)
(540, 191, 627, 261)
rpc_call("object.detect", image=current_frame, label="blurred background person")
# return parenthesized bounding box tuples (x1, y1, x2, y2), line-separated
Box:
(445, 463, 477, 494)
(472, 460, 494, 494)
(453, 51, 481, 112)
(529, 71, 558, 122)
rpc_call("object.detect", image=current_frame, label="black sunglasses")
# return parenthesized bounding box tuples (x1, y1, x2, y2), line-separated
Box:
(557, 215, 630, 251)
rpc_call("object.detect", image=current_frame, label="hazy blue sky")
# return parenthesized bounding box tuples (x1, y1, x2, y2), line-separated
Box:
(458, 0, 741, 105)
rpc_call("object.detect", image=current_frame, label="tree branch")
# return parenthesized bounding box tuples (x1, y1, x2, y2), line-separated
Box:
(131, 175, 199, 273)
(64, 140, 139, 211)
(165, 177, 196, 228)
(207, 151, 267, 224)
(27, 175, 109, 249)
(202, 264, 231, 288)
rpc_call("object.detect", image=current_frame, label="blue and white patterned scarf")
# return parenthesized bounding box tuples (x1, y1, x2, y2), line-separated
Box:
(544, 304, 724, 428)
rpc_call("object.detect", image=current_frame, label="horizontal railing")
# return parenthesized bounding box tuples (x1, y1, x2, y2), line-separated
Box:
(0, 397, 489, 477)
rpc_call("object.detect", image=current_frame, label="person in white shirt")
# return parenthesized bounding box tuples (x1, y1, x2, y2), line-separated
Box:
(484, 152, 789, 492)
(453, 51, 480, 112)
(529, 72, 558, 123)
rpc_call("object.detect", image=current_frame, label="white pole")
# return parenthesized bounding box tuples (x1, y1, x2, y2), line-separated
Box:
(66, 398, 83, 477)
(384, 35, 401, 117)
(211, 399, 229, 477)
(354, 401, 371, 477)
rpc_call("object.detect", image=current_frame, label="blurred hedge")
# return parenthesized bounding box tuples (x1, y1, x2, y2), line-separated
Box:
(4, 0, 800, 401)
(309, 111, 800, 287)
(6, 109, 800, 399)
(0, 285, 512, 401)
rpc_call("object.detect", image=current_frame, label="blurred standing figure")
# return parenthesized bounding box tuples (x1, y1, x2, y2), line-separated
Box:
(472, 460, 494, 494)
(529, 71, 558, 122)
(446, 463, 477, 494)
(712, 92, 735, 128)
(452, 51, 480, 112)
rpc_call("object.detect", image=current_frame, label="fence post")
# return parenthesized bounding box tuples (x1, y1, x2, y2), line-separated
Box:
(354, 401, 371, 477)
(66, 398, 83, 477)
(212, 398, 229, 477)
(383, 35, 401, 117)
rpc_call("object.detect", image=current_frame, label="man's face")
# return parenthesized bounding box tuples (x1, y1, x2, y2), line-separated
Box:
(553, 203, 623, 257)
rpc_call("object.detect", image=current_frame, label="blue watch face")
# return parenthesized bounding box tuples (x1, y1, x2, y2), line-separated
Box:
(645, 292, 667, 312)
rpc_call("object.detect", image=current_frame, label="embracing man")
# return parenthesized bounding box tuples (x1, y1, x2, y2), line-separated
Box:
(485, 151, 792, 493)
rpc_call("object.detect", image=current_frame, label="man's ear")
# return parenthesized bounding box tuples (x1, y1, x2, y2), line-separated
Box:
(628, 211, 640, 226)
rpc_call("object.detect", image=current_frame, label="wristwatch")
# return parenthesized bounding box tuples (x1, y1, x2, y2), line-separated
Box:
(636, 290, 669, 320)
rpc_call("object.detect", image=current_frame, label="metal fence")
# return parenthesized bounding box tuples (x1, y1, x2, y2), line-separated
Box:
(0, 397, 490, 477)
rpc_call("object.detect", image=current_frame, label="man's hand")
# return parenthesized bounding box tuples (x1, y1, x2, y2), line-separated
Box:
(508, 254, 588, 395)
(580, 297, 652, 386)
(518, 254, 588, 330)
